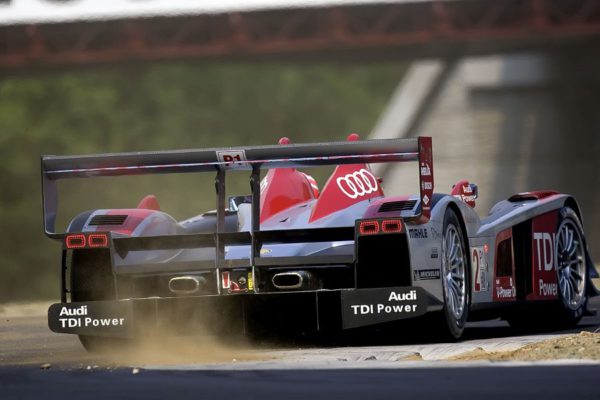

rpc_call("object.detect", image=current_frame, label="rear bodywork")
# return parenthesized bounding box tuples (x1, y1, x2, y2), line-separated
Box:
(42, 137, 596, 339)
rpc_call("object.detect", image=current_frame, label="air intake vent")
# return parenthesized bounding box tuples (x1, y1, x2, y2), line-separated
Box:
(89, 215, 128, 226)
(378, 200, 417, 213)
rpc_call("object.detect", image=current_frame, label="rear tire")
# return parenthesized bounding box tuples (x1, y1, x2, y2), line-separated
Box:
(430, 208, 470, 340)
(78, 335, 132, 353)
(71, 249, 133, 353)
(555, 206, 588, 325)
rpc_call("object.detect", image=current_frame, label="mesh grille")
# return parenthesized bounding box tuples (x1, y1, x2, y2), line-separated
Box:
(378, 200, 417, 213)
(88, 214, 128, 226)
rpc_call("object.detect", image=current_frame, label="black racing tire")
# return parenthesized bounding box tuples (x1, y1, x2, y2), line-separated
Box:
(554, 207, 588, 325)
(78, 335, 133, 354)
(426, 208, 471, 341)
(507, 206, 588, 331)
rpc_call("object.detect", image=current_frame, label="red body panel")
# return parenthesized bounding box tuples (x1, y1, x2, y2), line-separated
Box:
(528, 210, 559, 300)
(525, 190, 560, 200)
(493, 228, 517, 302)
(509, 190, 559, 202)
(309, 164, 383, 222)
(260, 168, 315, 223)
(137, 195, 161, 211)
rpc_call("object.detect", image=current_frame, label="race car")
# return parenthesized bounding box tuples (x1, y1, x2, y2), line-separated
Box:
(42, 135, 597, 350)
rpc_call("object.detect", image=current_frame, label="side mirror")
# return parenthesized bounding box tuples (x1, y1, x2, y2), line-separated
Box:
(451, 180, 477, 208)
(469, 183, 478, 199)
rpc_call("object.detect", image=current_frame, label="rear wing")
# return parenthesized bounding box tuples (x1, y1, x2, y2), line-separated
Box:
(42, 136, 434, 239)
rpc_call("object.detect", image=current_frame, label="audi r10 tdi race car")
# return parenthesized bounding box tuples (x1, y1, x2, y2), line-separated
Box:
(42, 135, 597, 350)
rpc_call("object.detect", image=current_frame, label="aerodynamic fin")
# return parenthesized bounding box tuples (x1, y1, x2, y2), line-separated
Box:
(309, 134, 384, 222)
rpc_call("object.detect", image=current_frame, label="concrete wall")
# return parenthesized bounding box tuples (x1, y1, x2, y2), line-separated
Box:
(378, 52, 600, 259)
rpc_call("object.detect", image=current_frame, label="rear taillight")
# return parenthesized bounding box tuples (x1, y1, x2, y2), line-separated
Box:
(65, 234, 86, 249)
(358, 219, 405, 235)
(88, 234, 108, 248)
(65, 233, 109, 249)
(359, 220, 380, 235)
(382, 219, 403, 233)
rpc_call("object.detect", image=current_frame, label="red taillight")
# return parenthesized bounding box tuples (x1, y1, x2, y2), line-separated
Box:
(65, 234, 86, 249)
(359, 220, 380, 235)
(382, 219, 403, 233)
(65, 233, 109, 249)
(221, 271, 231, 289)
(88, 234, 108, 248)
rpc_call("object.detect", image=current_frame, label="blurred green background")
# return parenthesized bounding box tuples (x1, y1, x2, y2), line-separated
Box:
(0, 62, 404, 302)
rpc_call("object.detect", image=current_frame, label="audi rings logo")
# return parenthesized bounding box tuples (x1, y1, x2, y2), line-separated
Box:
(336, 169, 379, 199)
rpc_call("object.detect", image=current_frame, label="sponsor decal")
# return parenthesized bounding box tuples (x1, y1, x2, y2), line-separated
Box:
(472, 246, 489, 292)
(495, 284, 516, 298)
(494, 277, 516, 299)
(420, 163, 431, 176)
(430, 247, 439, 259)
(455, 193, 477, 204)
(408, 228, 428, 239)
(529, 211, 559, 300)
(48, 302, 132, 337)
(341, 287, 427, 329)
(59, 305, 87, 316)
(417, 138, 433, 221)
(538, 279, 557, 296)
(216, 150, 248, 169)
(458, 184, 476, 203)
(413, 269, 441, 281)
(336, 168, 379, 199)
(533, 232, 555, 272)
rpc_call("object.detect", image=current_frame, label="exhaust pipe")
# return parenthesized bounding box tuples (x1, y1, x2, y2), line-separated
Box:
(169, 275, 206, 295)
(272, 271, 314, 290)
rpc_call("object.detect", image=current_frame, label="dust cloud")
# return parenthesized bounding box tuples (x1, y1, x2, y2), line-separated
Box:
(0, 301, 273, 368)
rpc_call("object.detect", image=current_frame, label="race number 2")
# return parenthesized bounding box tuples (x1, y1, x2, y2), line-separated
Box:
(472, 246, 488, 292)
(216, 150, 248, 169)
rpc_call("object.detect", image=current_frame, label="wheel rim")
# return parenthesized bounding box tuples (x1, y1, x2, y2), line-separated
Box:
(557, 219, 586, 310)
(442, 224, 466, 320)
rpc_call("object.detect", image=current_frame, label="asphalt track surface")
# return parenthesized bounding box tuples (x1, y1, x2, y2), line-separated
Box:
(2, 364, 600, 400)
(1, 297, 600, 400)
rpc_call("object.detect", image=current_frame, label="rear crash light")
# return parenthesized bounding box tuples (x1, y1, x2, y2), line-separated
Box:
(382, 219, 403, 233)
(359, 220, 380, 235)
(65, 234, 86, 249)
(88, 234, 108, 248)
(221, 271, 231, 290)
